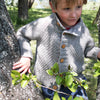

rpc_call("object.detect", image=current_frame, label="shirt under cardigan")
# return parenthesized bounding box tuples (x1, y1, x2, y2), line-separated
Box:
(16, 13, 100, 90)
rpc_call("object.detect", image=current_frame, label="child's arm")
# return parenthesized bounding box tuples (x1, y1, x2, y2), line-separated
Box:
(13, 22, 35, 74)
(13, 19, 42, 74)
(13, 57, 31, 75)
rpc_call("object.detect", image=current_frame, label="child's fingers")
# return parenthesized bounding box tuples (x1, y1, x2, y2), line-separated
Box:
(13, 63, 23, 69)
(28, 69, 31, 73)
(17, 65, 26, 73)
(13, 61, 21, 66)
(17, 65, 30, 74)
(21, 68, 28, 75)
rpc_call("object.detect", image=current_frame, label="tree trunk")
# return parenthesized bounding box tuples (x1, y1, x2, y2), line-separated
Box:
(93, 7, 100, 25)
(18, 0, 28, 20)
(96, 22, 100, 100)
(28, 0, 35, 9)
(97, 75, 100, 100)
(0, 0, 44, 99)
(93, 6, 100, 100)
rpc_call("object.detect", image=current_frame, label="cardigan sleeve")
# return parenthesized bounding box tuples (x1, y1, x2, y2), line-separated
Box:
(16, 19, 42, 59)
(84, 28, 100, 60)
(15, 14, 53, 59)
(16, 28, 33, 59)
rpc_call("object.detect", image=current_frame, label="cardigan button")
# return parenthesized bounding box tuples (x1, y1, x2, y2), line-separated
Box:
(63, 33, 66, 35)
(53, 85, 58, 90)
(62, 44, 66, 48)
(60, 59, 64, 63)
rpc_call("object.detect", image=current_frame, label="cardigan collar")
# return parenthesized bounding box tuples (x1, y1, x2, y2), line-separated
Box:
(54, 13, 83, 36)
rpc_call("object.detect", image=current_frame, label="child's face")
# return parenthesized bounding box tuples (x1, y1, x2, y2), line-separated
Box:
(50, 0, 83, 27)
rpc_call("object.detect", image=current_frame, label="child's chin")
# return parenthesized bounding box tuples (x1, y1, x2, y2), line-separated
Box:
(68, 23, 77, 26)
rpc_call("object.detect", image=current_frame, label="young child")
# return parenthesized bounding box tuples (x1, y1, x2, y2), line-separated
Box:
(13, 0, 100, 99)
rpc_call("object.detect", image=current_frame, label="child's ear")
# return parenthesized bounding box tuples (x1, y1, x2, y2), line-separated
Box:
(49, 1, 56, 13)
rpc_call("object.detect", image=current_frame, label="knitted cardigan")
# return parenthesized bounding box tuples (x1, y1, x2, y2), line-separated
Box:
(16, 13, 100, 89)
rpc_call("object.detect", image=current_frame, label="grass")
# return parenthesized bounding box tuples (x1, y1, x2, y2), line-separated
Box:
(7, 7, 52, 31)
(7, 3, 100, 100)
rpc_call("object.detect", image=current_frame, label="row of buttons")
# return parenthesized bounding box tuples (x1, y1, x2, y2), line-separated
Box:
(52, 22, 65, 90)
(60, 44, 66, 63)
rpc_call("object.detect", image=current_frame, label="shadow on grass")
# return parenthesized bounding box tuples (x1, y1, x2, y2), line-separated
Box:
(84, 59, 97, 100)
(8, 8, 52, 31)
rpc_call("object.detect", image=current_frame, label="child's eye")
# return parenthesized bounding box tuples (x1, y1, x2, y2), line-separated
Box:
(77, 6, 82, 9)
(64, 8, 70, 10)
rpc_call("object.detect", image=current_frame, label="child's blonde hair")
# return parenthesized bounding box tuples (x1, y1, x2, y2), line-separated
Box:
(50, 0, 87, 9)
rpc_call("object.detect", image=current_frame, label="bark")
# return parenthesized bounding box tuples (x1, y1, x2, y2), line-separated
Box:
(94, 6, 100, 100)
(0, 0, 44, 99)
(97, 76, 100, 100)
(28, 0, 35, 9)
(96, 22, 100, 100)
(93, 6, 100, 25)
(18, 0, 28, 20)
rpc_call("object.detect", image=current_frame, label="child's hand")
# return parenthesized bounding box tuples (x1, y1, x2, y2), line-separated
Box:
(13, 57, 31, 75)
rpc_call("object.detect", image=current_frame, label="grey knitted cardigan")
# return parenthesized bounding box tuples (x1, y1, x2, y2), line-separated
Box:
(16, 13, 100, 89)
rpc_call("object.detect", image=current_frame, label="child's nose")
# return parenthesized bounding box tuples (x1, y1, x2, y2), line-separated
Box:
(70, 10, 76, 18)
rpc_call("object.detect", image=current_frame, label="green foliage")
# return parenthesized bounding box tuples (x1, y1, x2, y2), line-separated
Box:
(46, 63, 88, 99)
(68, 96, 84, 100)
(61, 97, 66, 100)
(68, 96, 73, 100)
(73, 97, 84, 100)
(11, 70, 37, 88)
(46, 63, 88, 93)
(93, 60, 100, 77)
(11, 70, 21, 85)
(53, 92, 60, 100)
(45, 98, 50, 100)
(11, 62, 88, 100)
(7, 7, 52, 31)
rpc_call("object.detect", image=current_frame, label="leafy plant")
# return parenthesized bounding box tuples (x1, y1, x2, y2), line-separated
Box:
(11, 70, 37, 88)
(46, 63, 88, 92)
(93, 60, 100, 77)
(46, 63, 88, 100)
(11, 63, 88, 100)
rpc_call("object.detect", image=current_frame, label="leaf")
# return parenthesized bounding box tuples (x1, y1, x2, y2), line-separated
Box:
(21, 80, 29, 88)
(12, 79, 20, 85)
(69, 83, 78, 92)
(36, 83, 41, 88)
(94, 61, 100, 67)
(52, 62, 59, 73)
(68, 96, 73, 100)
(65, 75, 73, 87)
(83, 84, 88, 90)
(11, 70, 20, 79)
(46, 69, 54, 76)
(61, 97, 66, 100)
(53, 92, 60, 100)
(80, 79, 88, 90)
(93, 61, 100, 70)
(11, 70, 20, 75)
(74, 96, 84, 100)
(56, 75, 63, 85)
(31, 75, 37, 82)
(45, 98, 50, 100)
(70, 72, 78, 76)
(28, 73, 32, 78)
(93, 71, 100, 77)
(22, 74, 30, 80)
